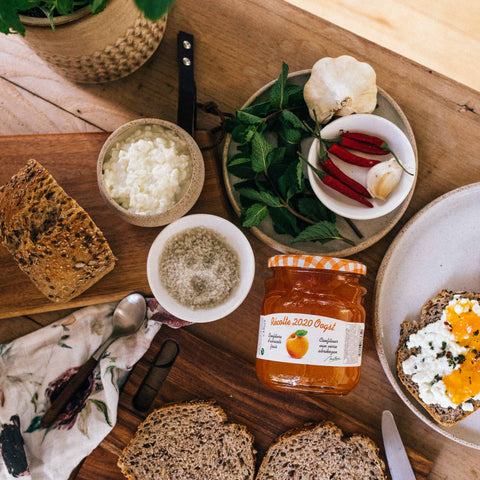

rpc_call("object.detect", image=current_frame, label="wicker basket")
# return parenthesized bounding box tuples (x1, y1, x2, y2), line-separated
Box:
(20, 0, 167, 84)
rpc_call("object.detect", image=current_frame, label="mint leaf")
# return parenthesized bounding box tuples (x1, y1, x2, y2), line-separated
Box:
(269, 62, 289, 109)
(296, 157, 304, 191)
(278, 159, 304, 201)
(285, 84, 305, 106)
(267, 147, 288, 178)
(56, 0, 74, 15)
(251, 132, 272, 173)
(279, 127, 302, 145)
(296, 197, 335, 223)
(16, 0, 40, 10)
(236, 110, 264, 125)
(292, 221, 349, 244)
(90, 0, 107, 14)
(280, 110, 309, 132)
(236, 188, 283, 207)
(227, 155, 255, 179)
(268, 147, 286, 166)
(231, 124, 256, 144)
(270, 207, 299, 236)
(242, 203, 268, 228)
(134, 0, 175, 21)
(243, 101, 274, 117)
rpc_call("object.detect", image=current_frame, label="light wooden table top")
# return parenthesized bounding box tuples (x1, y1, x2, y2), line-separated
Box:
(1, 0, 480, 479)
(287, 0, 480, 92)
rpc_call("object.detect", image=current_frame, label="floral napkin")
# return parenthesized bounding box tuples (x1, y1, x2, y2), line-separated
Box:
(0, 298, 189, 480)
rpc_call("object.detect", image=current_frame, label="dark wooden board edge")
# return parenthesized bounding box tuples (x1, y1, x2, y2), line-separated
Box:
(77, 326, 433, 480)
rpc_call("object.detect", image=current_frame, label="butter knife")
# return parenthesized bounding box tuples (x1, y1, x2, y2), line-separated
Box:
(381, 410, 416, 480)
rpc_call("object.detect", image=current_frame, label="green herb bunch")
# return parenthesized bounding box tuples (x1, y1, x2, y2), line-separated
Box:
(0, 0, 175, 35)
(226, 62, 353, 245)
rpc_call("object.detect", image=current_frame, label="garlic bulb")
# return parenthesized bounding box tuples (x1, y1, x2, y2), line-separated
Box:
(304, 55, 377, 123)
(367, 159, 403, 200)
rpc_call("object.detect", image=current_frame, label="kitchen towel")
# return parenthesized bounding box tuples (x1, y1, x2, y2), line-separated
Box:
(0, 298, 189, 480)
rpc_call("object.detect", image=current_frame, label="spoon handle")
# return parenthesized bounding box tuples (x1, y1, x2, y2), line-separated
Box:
(41, 356, 98, 429)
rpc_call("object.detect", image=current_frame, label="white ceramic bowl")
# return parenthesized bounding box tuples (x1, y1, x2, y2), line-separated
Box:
(308, 114, 416, 220)
(147, 214, 255, 323)
(97, 118, 204, 227)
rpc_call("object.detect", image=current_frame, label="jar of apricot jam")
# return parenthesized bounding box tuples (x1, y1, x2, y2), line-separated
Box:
(256, 255, 367, 395)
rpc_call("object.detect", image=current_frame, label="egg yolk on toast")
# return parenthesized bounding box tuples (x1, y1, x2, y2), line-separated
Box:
(443, 300, 480, 405)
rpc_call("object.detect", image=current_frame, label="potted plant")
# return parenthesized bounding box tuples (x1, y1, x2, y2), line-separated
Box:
(0, 0, 176, 83)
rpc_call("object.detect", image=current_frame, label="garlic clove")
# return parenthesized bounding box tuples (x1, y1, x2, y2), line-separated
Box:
(304, 55, 377, 123)
(366, 159, 403, 200)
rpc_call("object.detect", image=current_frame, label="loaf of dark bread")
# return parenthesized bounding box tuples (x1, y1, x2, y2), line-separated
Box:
(0, 159, 115, 303)
(255, 421, 385, 480)
(397, 290, 480, 426)
(118, 400, 256, 480)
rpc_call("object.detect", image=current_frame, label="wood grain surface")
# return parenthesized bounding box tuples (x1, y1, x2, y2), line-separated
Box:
(1, 0, 480, 479)
(77, 327, 433, 480)
(286, 0, 480, 92)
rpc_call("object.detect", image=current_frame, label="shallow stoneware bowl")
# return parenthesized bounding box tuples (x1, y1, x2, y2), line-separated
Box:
(147, 214, 255, 323)
(222, 70, 418, 257)
(97, 118, 204, 227)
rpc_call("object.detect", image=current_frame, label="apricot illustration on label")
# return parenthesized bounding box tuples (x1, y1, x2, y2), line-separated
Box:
(286, 329, 309, 358)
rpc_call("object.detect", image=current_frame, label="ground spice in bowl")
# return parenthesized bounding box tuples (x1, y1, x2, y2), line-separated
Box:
(159, 227, 240, 310)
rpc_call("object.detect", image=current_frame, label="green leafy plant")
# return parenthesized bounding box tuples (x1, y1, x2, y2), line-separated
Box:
(226, 62, 354, 246)
(0, 0, 175, 35)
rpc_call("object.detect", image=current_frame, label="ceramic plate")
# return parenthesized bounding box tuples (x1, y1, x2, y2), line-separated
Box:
(222, 70, 418, 256)
(374, 183, 480, 448)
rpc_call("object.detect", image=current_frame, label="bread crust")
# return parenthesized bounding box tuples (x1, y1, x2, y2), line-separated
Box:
(0, 159, 115, 303)
(396, 290, 480, 426)
(118, 400, 256, 480)
(256, 421, 385, 480)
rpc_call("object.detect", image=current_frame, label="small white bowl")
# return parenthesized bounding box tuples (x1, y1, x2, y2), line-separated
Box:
(147, 214, 255, 323)
(97, 118, 204, 227)
(307, 114, 416, 220)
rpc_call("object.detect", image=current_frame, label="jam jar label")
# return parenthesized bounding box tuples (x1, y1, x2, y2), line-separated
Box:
(256, 313, 364, 367)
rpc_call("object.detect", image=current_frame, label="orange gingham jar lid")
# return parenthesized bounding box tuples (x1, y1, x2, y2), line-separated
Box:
(268, 255, 366, 276)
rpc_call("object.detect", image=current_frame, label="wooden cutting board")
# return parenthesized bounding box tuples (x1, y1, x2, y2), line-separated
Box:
(0, 131, 228, 319)
(76, 326, 433, 480)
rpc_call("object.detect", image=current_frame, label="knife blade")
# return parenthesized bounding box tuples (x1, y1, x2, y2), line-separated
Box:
(177, 31, 196, 135)
(382, 410, 416, 480)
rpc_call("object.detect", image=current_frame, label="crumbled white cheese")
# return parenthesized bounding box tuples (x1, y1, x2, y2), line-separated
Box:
(402, 296, 476, 410)
(102, 125, 192, 215)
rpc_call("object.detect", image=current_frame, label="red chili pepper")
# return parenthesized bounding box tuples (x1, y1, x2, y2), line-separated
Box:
(328, 143, 380, 168)
(320, 158, 372, 198)
(335, 132, 413, 176)
(339, 135, 389, 155)
(341, 132, 387, 149)
(322, 176, 373, 208)
(298, 154, 373, 208)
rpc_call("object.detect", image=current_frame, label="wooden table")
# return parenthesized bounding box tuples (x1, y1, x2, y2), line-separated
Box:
(1, 0, 480, 478)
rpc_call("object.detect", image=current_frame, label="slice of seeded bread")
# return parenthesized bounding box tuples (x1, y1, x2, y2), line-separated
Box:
(255, 421, 385, 480)
(0, 159, 115, 303)
(118, 400, 256, 480)
(397, 289, 480, 426)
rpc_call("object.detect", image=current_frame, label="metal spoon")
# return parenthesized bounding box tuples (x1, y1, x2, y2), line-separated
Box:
(41, 293, 147, 428)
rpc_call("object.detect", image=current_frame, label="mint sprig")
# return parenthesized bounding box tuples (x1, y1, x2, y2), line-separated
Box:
(227, 62, 354, 246)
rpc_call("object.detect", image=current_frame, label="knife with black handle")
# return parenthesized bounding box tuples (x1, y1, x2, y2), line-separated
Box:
(177, 31, 196, 136)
